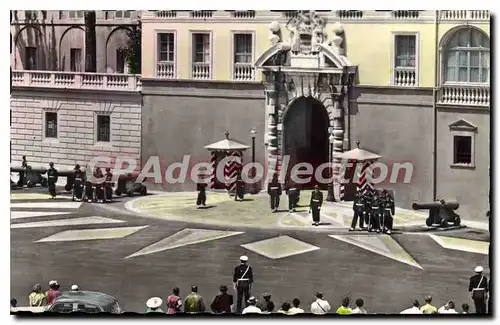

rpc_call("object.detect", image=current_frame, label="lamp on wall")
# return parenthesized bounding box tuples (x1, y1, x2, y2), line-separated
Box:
(326, 132, 336, 202)
(250, 128, 258, 194)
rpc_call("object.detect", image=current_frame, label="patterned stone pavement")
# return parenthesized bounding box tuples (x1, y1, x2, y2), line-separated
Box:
(10, 189, 490, 314)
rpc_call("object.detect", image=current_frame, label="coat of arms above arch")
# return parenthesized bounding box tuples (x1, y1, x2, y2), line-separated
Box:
(255, 10, 356, 72)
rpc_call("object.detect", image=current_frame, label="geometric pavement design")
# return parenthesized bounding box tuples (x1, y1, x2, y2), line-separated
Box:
(125, 228, 244, 259)
(329, 234, 423, 269)
(11, 216, 126, 229)
(241, 235, 320, 259)
(35, 226, 149, 243)
(428, 234, 488, 255)
(11, 211, 70, 220)
(10, 201, 83, 209)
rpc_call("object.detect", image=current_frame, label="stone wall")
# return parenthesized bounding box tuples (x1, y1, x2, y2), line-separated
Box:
(436, 106, 490, 221)
(10, 88, 141, 170)
(349, 86, 435, 209)
(141, 79, 266, 191)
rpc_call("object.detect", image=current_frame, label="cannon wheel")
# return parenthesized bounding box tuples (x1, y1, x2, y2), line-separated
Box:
(454, 216, 461, 226)
(41, 178, 48, 187)
(126, 181, 135, 197)
(140, 185, 147, 196)
(64, 184, 72, 191)
(425, 218, 433, 227)
(27, 181, 34, 188)
(115, 188, 122, 196)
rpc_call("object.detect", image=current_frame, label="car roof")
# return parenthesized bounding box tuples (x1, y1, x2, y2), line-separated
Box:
(54, 291, 118, 306)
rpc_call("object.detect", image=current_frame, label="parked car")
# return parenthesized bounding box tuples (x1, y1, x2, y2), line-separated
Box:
(46, 291, 123, 314)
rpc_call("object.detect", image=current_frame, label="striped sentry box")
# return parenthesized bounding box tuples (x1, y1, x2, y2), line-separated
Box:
(357, 160, 375, 193)
(224, 151, 242, 193)
(210, 151, 217, 189)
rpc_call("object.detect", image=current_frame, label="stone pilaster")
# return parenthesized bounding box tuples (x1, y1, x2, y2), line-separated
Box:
(266, 89, 279, 181)
(331, 86, 345, 197)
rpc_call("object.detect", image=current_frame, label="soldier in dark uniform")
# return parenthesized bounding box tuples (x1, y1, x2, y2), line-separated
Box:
(267, 175, 282, 212)
(196, 180, 207, 208)
(85, 179, 94, 203)
(104, 168, 114, 203)
(235, 173, 245, 202)
(370, 191, 382, 233)
(469, 266, 488, 314)
(233, 255, 253, 314)
(350, 190, 365, 231)
(18, 155, 28, 187)
(94, 167, 105, 203)
(286, 180, 299, 212)
(309, 185, 323, 226)
(362, 189, 373, 230)
(381, 189, 395, 234)
(73, 164, 84, 202)
(47, 162, 58, 199)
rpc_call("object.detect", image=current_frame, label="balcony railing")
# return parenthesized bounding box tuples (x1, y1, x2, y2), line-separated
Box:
(233, 63, 254, 81)
(438, 84, 490, 107)
(337, 10, 363, 19)
(393, 67, 417, 87)
(439, 10, 490, 20)
(192, 63, 211, 80)
(190, 11, 213, 19)
(156, 11, 177, 18)
(156, 62, 175, 79)
(231, 11, 256, 19)
(11, 70, 141, 92)
(391, 10, 420, 19)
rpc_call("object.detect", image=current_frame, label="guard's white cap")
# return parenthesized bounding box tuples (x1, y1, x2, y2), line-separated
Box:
(475, 266, 484, 273)
(146, 297, 163, 309)
(240, 255, 248, 262)
(71, 285, 79, 291)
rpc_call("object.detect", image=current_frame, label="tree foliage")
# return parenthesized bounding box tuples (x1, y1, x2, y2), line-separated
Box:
(123, 24, 142, 74)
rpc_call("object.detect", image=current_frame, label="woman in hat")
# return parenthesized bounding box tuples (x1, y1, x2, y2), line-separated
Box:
(146, 297, 164, 313)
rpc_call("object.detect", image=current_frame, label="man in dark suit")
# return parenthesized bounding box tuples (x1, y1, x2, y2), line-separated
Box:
(469, 266, 488, 314)
(309, 185, 323, 226)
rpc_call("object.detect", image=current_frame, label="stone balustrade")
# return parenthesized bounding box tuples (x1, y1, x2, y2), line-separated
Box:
(190, 10, 214, 19)
(11, 70, 142, 91)
(439, 10, 490, 20)
(146, 10, 489, 22)
(438, 84, 490, 107)
(156, 62, 176, 79)
(337, 10, 364, 19)
(391, 10, 420, 19)
(156, 10, 177, 18)
(233, 63, 254, 81)
(231, 11, 256, 19)
(192, 63, 211, 80)
(394, 67, 417, 87)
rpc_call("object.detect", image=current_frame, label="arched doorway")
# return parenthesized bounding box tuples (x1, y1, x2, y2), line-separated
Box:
(282, 96, 330, 189)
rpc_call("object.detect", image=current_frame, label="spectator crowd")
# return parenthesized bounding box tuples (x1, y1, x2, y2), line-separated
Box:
(12, 281, 485, 315)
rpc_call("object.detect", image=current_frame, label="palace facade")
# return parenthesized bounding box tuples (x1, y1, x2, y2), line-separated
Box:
(10, 10, 491, 221)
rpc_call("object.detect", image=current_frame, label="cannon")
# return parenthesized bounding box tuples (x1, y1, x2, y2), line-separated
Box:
(58, 168, 87, 192)
(115, 172, 147, 197)
(10, 166, 47, 188)
(412, 200, 461, 227)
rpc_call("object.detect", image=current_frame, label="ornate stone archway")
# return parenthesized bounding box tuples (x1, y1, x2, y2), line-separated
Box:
(254, 11, 358, 194)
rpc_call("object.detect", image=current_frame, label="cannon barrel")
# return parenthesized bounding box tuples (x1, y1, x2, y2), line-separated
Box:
(11, 166, 47, 174)
(412, 201, 459, 210)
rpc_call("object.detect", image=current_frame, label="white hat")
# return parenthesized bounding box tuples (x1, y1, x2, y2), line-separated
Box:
(49, 280, 58, 286)
(71, 285, 79, 291)
(475, 266, 484, 273)
(240, 255, 248, 262)
(146, 297, 163, 309)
